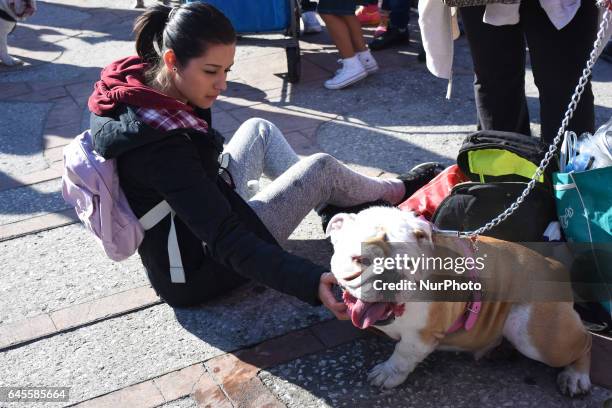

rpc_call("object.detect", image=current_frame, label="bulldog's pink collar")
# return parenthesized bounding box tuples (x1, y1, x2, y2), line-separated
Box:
(446, 237, 482, 334)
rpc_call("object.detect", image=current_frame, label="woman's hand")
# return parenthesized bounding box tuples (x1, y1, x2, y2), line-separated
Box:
(318, 272, 349, 320)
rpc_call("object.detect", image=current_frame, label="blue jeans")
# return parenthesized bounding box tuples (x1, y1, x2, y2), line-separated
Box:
(382, 0, 411, 30)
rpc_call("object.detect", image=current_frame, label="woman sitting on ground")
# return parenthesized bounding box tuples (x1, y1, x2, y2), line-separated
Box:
(87, 3, 433, 317)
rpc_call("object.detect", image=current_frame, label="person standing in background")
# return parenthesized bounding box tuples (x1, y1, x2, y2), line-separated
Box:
(459, 1, 598, 144)
(318, 0, 379, 89)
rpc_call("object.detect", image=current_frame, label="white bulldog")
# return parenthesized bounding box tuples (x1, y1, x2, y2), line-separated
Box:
(0, 0, 36, 66)
(327, 206, 592, 397)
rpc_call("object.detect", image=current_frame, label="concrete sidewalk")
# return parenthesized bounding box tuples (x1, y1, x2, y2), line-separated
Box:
(0, 1, 611, 407)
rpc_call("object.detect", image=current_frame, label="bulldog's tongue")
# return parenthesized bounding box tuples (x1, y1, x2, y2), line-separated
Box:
(350, 299, 389, 329)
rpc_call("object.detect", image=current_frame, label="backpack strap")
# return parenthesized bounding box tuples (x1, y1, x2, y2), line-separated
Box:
(167, 211, 186, 284)
(139, 200, 186, 284)
(140, 200, 172, 229)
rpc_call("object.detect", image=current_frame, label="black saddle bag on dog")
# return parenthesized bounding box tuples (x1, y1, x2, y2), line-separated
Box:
(456, 130, 557, 188)
(432, 131, 557, 241)
(431, 182, 556, 241)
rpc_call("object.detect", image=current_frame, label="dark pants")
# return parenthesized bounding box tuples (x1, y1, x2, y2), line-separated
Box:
(301, 0, 317, 12)
(460, 0, 598, 145)
(382, 0, 411, 29)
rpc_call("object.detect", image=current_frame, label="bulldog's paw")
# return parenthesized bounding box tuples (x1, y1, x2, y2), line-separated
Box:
(557, 367, 591, 397)
(367, 360, 410, 389)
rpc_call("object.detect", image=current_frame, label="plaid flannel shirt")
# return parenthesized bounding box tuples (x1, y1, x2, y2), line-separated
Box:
(135, 107, 209, 133)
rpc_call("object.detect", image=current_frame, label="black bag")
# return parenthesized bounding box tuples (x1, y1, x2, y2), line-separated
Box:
(456, 130, 556, 190)
(432, 182, 557, 241)
(433, 131, 557, 241)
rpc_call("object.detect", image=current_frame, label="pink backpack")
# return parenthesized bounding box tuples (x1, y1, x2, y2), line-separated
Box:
(61, 131, 185, 282)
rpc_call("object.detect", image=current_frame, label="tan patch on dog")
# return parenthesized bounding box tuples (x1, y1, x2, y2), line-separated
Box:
(418, 235, 522, 351)
(439, 302, 512, 351)
(363, 231, 391, 256)
(420, 301, 512, 351)
(528, 302, 592, 369)
(419, 301, 464, 344)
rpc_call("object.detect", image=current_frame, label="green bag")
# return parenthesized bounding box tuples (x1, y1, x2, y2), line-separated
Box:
(553, 167, 612, 315)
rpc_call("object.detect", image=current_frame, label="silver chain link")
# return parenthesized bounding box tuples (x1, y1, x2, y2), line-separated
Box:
(460, 5, 612, 239)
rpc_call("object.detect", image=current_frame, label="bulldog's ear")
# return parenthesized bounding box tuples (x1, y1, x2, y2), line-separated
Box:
(401, 212, 433, 245)
(413, 228, 432, 242)
(413, 219, 434, 248)
(325, 213, 355, 239)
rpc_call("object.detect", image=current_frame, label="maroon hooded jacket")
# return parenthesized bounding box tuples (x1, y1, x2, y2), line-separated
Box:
(88, 56, 192, 116)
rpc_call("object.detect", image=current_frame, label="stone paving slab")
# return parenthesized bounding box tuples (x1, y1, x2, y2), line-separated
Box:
(259, 336, 612, 408)
(0, 286, 161, 350)
(73, 363, 215, 408)
(0, 101, 51, 178)
(44, 122, 84, 150)
(0, 179, 67, 225)
(0, 288, 332, 406)
(157, 396, 198, 408)
(73, 362, 230, 408)
(0, 82, 31, 98)
(0, 167, 62, 192)
(0, 207, 78, 242)
(0, 223, 148, 325)
(0, 305, 222, 408)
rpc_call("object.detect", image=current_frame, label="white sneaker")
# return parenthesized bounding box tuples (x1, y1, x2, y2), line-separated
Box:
(357, 49, 379, 74)
(324, 56, 368, 90)
(302, 11, 322, 34)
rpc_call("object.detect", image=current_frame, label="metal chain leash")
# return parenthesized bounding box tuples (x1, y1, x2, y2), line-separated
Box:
(459, 4, 612, 240)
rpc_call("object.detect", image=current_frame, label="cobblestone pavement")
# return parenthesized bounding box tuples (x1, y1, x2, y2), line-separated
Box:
(0, 1, 611, 407)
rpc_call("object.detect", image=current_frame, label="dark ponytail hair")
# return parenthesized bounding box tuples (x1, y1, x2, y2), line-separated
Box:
(133, 3, 236, 82)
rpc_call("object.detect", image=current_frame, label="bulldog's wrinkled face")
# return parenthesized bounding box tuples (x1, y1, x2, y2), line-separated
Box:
(326, 207, 433, 329)
(6, 0, 37, 20)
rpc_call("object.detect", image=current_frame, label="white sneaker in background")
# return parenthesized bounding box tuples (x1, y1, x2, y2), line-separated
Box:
(324, 56, 368, 90)
(302, 11, 322, 34)
(357, 49, 379, 74)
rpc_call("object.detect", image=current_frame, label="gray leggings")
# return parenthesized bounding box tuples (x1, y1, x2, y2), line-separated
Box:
(224, 118, 404, 244)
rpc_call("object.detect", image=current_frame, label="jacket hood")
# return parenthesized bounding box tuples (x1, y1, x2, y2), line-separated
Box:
(88, 56, 193, 116)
